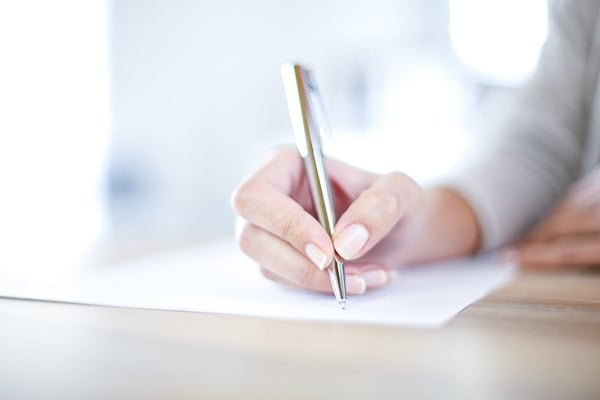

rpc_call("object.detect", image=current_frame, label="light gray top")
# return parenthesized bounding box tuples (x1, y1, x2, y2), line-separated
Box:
(449, 0, 600, 250)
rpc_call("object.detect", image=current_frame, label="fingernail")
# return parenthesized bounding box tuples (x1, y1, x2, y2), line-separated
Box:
(305, 243, 328, 270)
(346, 274, 366, 295)
(334, 224, 369, 259)
(362, 270, 388, 288)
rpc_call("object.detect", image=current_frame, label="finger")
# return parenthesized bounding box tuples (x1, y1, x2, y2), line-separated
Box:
(238, 221, 368, 294)
(524, 205, 600, 243)
(347, 263, 399, 289)
(251, 147, 306, 194)
(524, 173, 600, 243)
(326, 157, 379, 197)
(232, 150, 334, 271)
(567, 165, 600, 207)
(260, 264, 394, 292)
(502, 235, 600, 268)
(332, 172, 421, 260)
(523, 213, 569, 243)
(260, 267, 306, 291)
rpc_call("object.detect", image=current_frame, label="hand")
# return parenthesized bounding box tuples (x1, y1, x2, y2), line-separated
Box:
(501, 166, 600, 268)
(231, 147, 423, 295)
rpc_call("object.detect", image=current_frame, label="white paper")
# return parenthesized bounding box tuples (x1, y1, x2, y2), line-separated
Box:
(0, 239, 515, 327)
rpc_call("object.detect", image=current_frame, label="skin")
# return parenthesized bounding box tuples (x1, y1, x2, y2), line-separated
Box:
(232, 148, 480, 294)
(501, 166, 600, 268)
(233, 148, 600, 295)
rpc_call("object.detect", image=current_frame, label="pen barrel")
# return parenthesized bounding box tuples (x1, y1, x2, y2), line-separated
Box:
(302, 150, 336, 236)
(302, 140, 346, 304)
(300, 111, 347, 305)
(282, 63, 347, 305)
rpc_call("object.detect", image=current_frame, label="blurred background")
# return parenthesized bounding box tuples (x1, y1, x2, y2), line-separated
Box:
(0, 0, 547, 280)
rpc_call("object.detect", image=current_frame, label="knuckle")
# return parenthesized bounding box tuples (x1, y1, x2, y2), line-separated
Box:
(275, 210, 304, 245)
(386, 171, 410, 186)
(237, 222, 256, 256)
(259, 267, 275, 281)
(271, 146, 298, 161)
(388, 171, 420, 210)
(295, 264, 315, 287)
(231, 182, 253, 216)
(362, 187, 401, 220)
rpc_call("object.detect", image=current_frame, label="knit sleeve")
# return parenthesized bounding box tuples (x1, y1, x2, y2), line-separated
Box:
(444, 0, 597, 250)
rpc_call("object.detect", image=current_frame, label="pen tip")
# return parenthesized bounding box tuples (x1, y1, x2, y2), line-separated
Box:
(339, 300, 346, 310)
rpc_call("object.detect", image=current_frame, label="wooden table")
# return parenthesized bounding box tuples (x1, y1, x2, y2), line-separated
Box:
(0, 268, 599, 399)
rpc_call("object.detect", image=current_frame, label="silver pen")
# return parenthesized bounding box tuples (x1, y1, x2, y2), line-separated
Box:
(281, 63, 347, 309)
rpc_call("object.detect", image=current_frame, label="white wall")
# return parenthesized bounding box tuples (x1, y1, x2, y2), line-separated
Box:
(0, 0, 110, 279)
(106, 0, 451, 241)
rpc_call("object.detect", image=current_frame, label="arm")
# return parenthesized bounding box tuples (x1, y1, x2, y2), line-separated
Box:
(232, 2, 599, 294)
(446, 0, 597, 250)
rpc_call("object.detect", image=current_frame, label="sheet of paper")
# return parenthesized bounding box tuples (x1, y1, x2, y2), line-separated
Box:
(0, 239, 515, 327)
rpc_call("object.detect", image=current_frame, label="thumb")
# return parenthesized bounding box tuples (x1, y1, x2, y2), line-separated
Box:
(332, 172, 420, 260)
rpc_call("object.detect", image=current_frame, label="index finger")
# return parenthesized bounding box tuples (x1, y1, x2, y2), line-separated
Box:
(232, 148, 334, 270)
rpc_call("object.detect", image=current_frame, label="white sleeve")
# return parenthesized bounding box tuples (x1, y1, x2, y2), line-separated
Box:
(446, 0, 597, 250)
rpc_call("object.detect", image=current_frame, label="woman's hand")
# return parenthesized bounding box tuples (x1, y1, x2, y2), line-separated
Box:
(232, 148, 423, 295)
(502, 166, 600, 268)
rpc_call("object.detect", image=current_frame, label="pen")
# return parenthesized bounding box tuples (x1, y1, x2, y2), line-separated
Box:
(281, 63, 347, 309)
